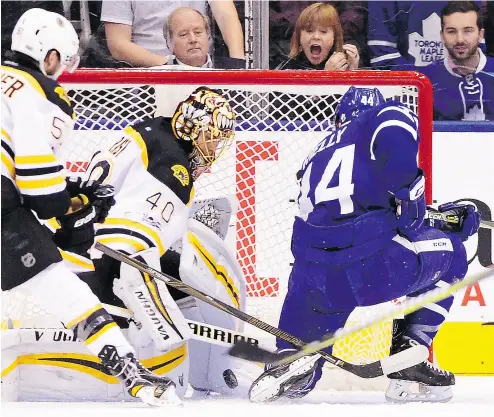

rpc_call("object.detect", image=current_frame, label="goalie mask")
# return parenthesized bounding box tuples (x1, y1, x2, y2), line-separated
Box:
(172, 87, 236, 180)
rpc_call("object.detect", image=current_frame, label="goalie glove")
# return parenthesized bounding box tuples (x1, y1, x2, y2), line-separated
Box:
(394, 171, 426, 232)
(427, 202, 481, 242)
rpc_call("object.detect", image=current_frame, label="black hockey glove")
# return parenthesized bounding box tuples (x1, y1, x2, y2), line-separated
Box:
(66, 176, 109, 202)
(427, 202, 481, 242)
(53, 195, 96, 254)
(91, 184, 116, 223)
(65, 177, 115, 223)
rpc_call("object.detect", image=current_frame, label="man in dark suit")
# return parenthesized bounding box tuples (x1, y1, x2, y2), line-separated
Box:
(163, 6, 245, 69)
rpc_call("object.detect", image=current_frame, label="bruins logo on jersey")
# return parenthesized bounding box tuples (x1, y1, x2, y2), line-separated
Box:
(171, 165, 190, 186)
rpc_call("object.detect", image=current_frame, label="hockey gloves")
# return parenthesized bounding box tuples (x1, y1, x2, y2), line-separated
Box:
(65, 176, 115, 223)
(394, 172, 426, 232)
(53, 194, 96, 253)
(91, 184, 116, 223)
(427, 202, 481, 242)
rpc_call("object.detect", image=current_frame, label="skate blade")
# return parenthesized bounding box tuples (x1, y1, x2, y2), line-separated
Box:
(249, 355, 319, 403)
(136, 384, 183, 407)
(385, 379, 453, 403)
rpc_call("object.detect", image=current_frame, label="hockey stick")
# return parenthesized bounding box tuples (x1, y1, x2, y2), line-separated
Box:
(480, 219, 494, 229)
(240, 265, 494, 366)
(102, 303, 260, 348)
(425, 210, 493, 230)
(95, 242, 426, 378)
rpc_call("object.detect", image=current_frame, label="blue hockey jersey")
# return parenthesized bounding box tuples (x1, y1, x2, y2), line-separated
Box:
(294, 102, 420, 262)
(367, 1, 482, 69)
(419, 50, 494, 121)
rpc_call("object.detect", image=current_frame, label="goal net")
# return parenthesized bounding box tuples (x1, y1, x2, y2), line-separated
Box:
(1, 70, 433, 391)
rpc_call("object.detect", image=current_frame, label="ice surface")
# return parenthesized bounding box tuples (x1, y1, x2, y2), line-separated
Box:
(2, 376, 493, 417)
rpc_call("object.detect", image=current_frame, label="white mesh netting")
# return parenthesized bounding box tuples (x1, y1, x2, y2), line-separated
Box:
(2, 71, 432, 389)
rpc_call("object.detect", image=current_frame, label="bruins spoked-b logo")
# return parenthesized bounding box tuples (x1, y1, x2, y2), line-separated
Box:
(171, 165, 190, 186)
(21, 252, 36, 268)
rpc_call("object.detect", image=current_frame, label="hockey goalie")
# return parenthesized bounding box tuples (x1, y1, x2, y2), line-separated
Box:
(2, 86, 261, 402)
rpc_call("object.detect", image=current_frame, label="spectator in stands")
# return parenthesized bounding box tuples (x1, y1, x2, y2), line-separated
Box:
(276, 3, 360, 70)
(367, 0, 483, 70)
(162, 7, 245, 69)
(100, 0, 244, 68)
(269, 1, 368, 69)
(420, 1, 494, 121)
(483, 0, 494, 56)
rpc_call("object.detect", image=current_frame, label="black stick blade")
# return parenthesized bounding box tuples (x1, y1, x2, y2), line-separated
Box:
(228, 340, 282, 364)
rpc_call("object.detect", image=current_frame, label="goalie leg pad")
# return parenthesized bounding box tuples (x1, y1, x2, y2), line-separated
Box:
(114, 248, 192, 350)
(177, 219, 258, 397)
(180, 299, 262, 398)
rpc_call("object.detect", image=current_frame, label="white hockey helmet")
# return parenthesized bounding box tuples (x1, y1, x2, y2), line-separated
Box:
(11, 8, 80, 79)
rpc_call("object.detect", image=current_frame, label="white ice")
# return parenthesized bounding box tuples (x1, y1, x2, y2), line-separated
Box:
(2, 376, 493, 417)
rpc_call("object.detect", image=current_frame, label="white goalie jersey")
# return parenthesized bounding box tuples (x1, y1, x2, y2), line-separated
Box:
(84, 118, 195, 259)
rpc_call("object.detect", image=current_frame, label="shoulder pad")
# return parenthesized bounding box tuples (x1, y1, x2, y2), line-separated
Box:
(6, 64, 74, 118)
(132, 117, 194, 205)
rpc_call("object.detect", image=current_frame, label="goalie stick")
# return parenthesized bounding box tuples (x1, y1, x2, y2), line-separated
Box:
(240, 265, 494, 366)
(95, 242, 426, 378)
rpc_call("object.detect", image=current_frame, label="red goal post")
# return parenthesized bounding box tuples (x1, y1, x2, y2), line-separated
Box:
(59, 69, 433, 195)
(58, 69, 433, 298)
(3, 71, 433, 379)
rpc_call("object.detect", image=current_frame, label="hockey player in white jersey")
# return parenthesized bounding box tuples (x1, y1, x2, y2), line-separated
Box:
(83, 87, 259, 399)
(1, 9, 181, 406)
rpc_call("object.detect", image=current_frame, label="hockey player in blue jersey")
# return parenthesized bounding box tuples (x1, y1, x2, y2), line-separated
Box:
(249, 87, 481, 403)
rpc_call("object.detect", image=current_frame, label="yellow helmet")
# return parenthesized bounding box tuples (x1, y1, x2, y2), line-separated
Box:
(172, 87, 235, 179)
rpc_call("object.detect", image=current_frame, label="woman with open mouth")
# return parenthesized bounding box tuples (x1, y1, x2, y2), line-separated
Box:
(276, 2, 360, 71)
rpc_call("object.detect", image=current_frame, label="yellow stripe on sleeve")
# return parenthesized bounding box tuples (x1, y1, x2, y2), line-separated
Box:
(59, 250, 95, 271)
(15, 154, 57, 164)
(102, 218, 165, 255)
(124, 126, 149, 168)
(96, 236, 146, 253)
(1, 128, 12, 142)
(16, 175, 65, 189)
(2, 152, 15, 177)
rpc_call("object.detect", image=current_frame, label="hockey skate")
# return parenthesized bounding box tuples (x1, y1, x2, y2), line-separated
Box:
(386, 336, 455, 403)
(98, 345, 182, 406)
(249, 349, 320, 402)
